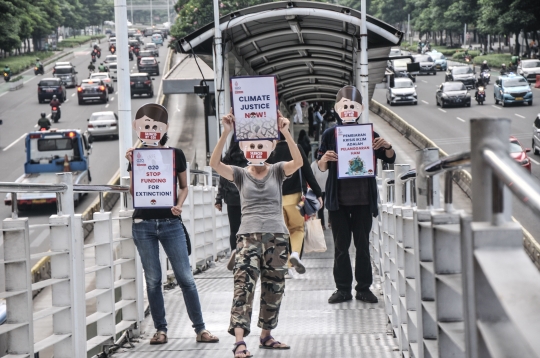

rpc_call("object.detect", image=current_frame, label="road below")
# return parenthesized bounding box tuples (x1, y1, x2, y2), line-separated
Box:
(0, 39, 170, 265)
(374, 66, 540, 243)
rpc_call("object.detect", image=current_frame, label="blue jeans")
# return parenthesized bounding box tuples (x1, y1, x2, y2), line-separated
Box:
(132, 218, 205, 333)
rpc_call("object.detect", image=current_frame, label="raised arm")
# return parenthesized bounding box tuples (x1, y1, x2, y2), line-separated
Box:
(280, 111, 303, 176)
(209, 109, 234, 181)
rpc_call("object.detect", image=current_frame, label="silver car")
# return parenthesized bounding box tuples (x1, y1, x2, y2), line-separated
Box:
(386, 78, 418, 106)
(87, 111, 118, 138)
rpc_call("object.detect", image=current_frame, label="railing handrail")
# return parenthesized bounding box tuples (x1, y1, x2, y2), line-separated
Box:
(190, 169, 220, 178)
(0, 182, 68, 193)
(73, 184, 129, 193)
(422, 150, 471, 176)
(483, 148, 540, 218)
(399, 169, 416, 182)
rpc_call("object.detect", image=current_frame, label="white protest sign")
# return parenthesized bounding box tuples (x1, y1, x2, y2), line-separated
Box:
(231, 75, 279, 140)
(336, 124, 375, 179)
(132, 148, 176, 208)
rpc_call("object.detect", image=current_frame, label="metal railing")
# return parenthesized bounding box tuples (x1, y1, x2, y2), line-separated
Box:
(0, 164, 231, 357)
(371, 117, 540, 358)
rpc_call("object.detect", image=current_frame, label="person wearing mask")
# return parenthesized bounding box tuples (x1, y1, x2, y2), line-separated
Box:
(311, 159, 329, 229)
(210, 109, 302, 357)
(215, 136, 248, 271)
(125, 104, 219, 345)
(297, 129, 311, 158)
(267, 131, 323, 278)
(307, 105, 315, 138)
(293, 102, 304, 124)
(318, 86, 396, 305)
(49, 95, 61, 120)
(37, 113, 51, 130)
(88, 61, 96, 73)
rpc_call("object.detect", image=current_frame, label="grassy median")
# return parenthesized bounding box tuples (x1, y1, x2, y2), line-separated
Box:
(58, 35, 106, 48)
(0, 51, 55, 75)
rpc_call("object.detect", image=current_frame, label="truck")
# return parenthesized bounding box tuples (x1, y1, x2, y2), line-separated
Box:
(5, 129, 93, 210)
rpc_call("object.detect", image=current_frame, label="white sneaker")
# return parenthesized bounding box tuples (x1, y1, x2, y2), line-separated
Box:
(289, 252, 306, 274)
(287, 268, 297, 279)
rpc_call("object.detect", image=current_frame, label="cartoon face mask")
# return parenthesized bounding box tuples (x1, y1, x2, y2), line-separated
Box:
(239, 140, 274, 166)
(334, 85, 364, 123)
(132, 103, 169, 146)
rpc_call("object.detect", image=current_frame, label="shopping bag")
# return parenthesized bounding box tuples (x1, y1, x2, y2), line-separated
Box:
(304, 218, 327, 253)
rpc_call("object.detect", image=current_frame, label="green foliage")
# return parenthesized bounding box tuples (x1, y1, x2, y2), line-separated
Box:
(0, 51, 55, 75)
(451, 50, 481, 59)
(11, 75, 24, 82)
(57, 35, 105, 48)
(473, 53, 512, 67)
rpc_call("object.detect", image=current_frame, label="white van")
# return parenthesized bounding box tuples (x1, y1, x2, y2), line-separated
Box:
(109, 62, 118, 81)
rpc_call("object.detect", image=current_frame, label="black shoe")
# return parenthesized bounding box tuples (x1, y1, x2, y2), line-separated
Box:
(328, 290, 353, 304)
(356, 290, 379, 303)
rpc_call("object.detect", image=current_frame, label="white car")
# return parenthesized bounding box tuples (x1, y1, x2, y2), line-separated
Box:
(89, 72, 114, 93)
(109, 37, 116, 43)
(389, 48, 402, 57)
(104, 55, 117, 64)
(87, 111, 118, 139)
(386, 78, 418, 106)
(519, 59, 540, 83)
(108, 62, 117, 81)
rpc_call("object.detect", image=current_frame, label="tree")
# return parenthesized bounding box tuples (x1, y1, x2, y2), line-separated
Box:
(0, 0, 21, 54)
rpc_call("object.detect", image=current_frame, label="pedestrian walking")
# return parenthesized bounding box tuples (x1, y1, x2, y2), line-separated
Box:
(297, 129, 311, 158)
(293, 102, 304, 124)
(317, 86, 396, 305)
(210, 109, 303, 358)
(311, 159, 329, 229)
(215, 136, 248, 271)
(126, 103, 219, 345)
(267, 132, 323, 278)
(313, 106, 324, 141)
(307, 105, 315, 138)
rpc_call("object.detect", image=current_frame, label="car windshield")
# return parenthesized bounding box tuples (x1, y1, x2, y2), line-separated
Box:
(109, 64, 117, 69)
(106, 56, 116, 60)
(523, 61, 540, 68)
(394, 80, 413, 88)
(145, 44, 156, 48)
(139, 51, 152, 57)
(90, 114, 115, 122)
(141, 59, 155, 64)
(430, 53, 444, 60)
(82, 82, 100, 87)
(503, 78, 528, 87)
(132, 76, 149, 82)
(39, 81, 60, 86)
(509, 141, 523, 153)
(54, 68, 72, 74)
(443, 83, 466, 91)
(415, 55, 433, 62)
(452, 67, 473, 74)
(393, 59, 411, 67)
(91, 74, 107, 80)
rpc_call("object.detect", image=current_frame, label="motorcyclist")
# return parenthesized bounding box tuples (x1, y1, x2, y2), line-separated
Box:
(3, 65, 11, 76)
(98, 62, 108, 72)
(88, 61, 96, 73)
(37, 113, 51, 130)
(500, 63, 508, 75)
(49, 95, 61, 120)
(480, 60, 490, 72)
(35, 58, 43, 70)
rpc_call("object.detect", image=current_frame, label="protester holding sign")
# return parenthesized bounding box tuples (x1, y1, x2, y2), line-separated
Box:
(210, 108, 302, 357)
(126, 103, 219, 346)
(317, 86, 396, 305)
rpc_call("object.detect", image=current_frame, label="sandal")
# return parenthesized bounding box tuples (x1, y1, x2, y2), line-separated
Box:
(196, 329, 219, 343)
(233, 341, 253, 358)
(259, 335, 290, 350)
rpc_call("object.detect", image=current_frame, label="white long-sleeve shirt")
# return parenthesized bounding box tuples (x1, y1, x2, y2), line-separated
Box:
(311, 160, 328, 192)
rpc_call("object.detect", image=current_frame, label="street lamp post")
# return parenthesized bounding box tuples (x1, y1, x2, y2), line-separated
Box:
(151, 0, 153, 27)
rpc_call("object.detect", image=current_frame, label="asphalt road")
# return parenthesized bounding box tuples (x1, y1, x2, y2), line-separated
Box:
(373, 66, 540, 243)
(0, 39, 170, 265)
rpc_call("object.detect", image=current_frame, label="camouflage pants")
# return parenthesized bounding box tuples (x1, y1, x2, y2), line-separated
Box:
(228, 233, 289, 336)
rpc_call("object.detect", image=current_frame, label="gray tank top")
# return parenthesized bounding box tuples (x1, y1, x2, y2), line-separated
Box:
(231, 163, 290, 235)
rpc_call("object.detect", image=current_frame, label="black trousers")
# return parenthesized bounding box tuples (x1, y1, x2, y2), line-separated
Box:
(227, 205, 242, 250)
(328, 205, 373, 292)
(317, 192, 326, 227)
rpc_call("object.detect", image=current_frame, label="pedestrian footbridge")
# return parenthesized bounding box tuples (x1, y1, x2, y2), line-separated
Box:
(0, 118, 539, 358)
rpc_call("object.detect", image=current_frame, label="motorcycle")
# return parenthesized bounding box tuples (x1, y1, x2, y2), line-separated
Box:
(3, 72, 10, 82)
(96, 50, 101, 59)
(475, 86, 486, 105)
(51, 107, 60, 123)
(110, 46, 116, 54)
(129, 51, 133, 61)
(479, 69, 490, 85)
(464, 54, 472, 63)
(34, 65, 44, 75)
(91, 55, 96, 63)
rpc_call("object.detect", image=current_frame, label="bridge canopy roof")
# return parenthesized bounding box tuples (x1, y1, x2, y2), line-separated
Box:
(177, 1, 403, 108)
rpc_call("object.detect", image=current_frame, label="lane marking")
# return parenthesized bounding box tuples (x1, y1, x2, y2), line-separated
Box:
(515, 114, 525, 119)
(491, 105, 501, 110)
(64, 99, 69, 103)
(438, 108, 447, 113)
(3, 133, 26, 151)
(530, 157, 540, 165)
(115, 91, 118, 94)
(23, 77, 36, 85)
(0, 92, 8, 98)
(105, 104, 110, 108)
(456, 117, 465, 122)
(421, 100, 429, 104)
(31, 229, 50, 248)
(421, 80, 427, 83)
(111, 97, 115, 101)
(71, 93, 75, 97)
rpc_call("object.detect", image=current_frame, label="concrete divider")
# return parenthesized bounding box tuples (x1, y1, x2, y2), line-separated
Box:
(370, 98, 540, 270)
(30, 47, 175, 286)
